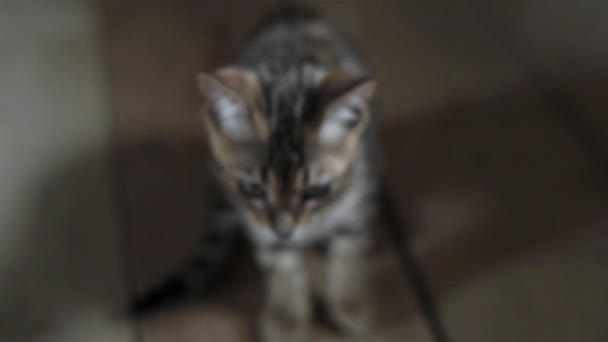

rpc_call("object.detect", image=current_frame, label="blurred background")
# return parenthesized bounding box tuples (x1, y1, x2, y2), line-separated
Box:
(1, 0, 607, 341)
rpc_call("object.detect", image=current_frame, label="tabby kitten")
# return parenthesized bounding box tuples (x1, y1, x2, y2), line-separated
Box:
(139, 6, 380, 342)
(198, 6, 378, 341)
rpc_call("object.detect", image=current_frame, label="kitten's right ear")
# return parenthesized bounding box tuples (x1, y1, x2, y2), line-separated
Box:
(197, 72, 256, 143)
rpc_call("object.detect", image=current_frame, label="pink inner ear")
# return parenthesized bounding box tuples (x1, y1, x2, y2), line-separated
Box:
(317, 79, 374, 145)
(198, 72, 257, 142)
(213, 100, 257, 142)
(319, 106, 359, 144)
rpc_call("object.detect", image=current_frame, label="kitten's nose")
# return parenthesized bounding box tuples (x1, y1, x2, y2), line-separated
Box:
(274, 213, 294, 239)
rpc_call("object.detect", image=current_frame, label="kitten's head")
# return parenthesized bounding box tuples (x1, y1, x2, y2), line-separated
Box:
(197, 65, 376, 244)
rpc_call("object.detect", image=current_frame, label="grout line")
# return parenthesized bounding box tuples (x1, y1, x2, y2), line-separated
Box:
(381, 186, 453, 342)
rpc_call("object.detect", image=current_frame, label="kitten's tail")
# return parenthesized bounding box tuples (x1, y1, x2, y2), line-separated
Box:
(130, 222, 242, 316)
(379, 185, 452, 342)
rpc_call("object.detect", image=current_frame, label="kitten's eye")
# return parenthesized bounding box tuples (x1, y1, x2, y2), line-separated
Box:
(302, 184, 331, 201)
(237, 180, 266, 199)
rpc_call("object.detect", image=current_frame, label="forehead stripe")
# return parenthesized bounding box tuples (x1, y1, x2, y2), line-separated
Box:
(258, 61, 320, 184)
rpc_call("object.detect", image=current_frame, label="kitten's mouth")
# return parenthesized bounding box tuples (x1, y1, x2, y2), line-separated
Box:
(271, 239, 308, 250)
(272, 241, 292, 249)
(269, 227, 317, 249)
(274, 229, 294, 241)
(269, 228, 303, 248)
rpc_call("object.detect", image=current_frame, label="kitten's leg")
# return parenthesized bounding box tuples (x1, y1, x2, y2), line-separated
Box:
(325, 232, 373, 337)
(257, 248, 310, 342)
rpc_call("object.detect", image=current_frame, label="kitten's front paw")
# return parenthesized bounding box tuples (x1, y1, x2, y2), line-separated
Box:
(259, 307, 310, 342)
(328, 293, 373, 338)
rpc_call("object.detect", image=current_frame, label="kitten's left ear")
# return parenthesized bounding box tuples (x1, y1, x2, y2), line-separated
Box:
(197, 67, 265, 143)
(318, 77, 377, 146)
